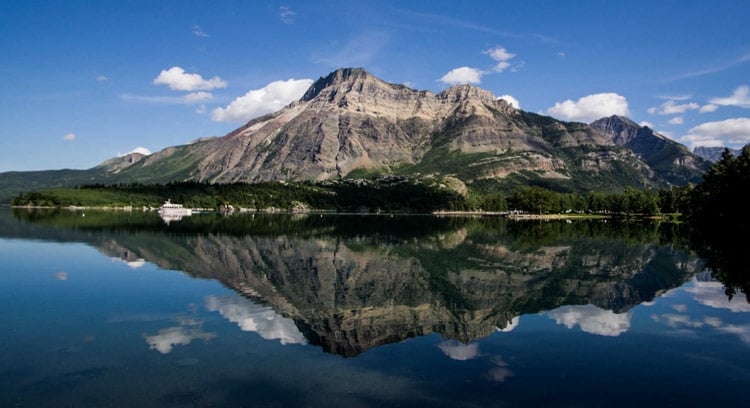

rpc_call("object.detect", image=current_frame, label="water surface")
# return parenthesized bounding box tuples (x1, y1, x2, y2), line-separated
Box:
(1, 209, 748, 407)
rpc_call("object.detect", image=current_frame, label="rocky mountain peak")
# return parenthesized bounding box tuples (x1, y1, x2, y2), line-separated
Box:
(438, 84, 496, 105)
(301, 67, 379, 101)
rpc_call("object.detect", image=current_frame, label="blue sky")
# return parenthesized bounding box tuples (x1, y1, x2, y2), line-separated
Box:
(1, 0, 749, 171)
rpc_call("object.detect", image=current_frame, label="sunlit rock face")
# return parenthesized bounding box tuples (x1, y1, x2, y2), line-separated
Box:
(104, 68, 666, 191)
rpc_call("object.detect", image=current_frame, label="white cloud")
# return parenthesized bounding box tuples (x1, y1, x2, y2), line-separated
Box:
(483, 46, 517, 73)
(183, 91, 213, 104)
(681, 117, 750, 148)
(96, 75, 108, 82)
(125, 146, 151, 156)
(280, 6, 296, 24)
(700, 104, 719, 113)
(557, 52, 566, 58)
(649, 100, 700, 115)
(211, 78, 313, 123)
(484, 47, 515, 62)
(192, 25, 209, 38)
(437, 340, 480, 360)
(196, 104, 207, 114)
(545, 304, 631, 336)
(153, 66, 227, 91)
(546, 93, 630, 123)
(710, 85, 750, 108)
(494, 61, 511, 73)
(63, 133, 76, 142)
(640, 121, 655, 128)
(497, 94, 520, 109)
(440, 66, 484, 85)
(668, 116, 684, 125)
(205, 295, 306, 345)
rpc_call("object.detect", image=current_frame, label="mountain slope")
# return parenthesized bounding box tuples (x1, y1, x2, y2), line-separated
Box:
(109, 68, 655, 191)
(590, 115, 711, 185)
(0, 68, 710, 202)
(693, 145, 742, 163)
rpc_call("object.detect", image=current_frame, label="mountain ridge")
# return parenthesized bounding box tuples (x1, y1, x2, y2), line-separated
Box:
(0, 68, 711, 202)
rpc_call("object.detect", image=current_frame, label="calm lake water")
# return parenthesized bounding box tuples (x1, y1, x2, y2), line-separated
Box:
(1, 209, 748, 407)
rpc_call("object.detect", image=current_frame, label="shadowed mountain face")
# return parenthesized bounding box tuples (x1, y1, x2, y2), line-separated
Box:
(590, 115, 711, 185)
(0, 69, 709, 202)
(5, 210, 701, 357)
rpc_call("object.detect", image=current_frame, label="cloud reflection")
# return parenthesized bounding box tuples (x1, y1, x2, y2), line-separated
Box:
(496, 316, 520, 332)
(205, 295, 306, 345)
(437, 340, 480, 360)
(487, 355, 514, 382)
(685, 280, 750, 312)
(545, 304, 630, 336)
(144, 325, 216, 354)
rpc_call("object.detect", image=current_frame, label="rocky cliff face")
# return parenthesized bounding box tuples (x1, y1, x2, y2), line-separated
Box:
(693, 145, 742, 162)
(590, 115, 710, 184)
(104, 68, 661, 191)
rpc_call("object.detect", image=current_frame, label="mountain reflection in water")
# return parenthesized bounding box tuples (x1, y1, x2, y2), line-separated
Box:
(4, 209, 708, 357)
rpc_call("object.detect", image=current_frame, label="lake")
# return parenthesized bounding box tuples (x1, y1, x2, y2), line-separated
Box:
(1, 209, 748, 407)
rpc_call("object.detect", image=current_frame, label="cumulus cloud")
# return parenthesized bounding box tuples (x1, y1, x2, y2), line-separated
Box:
(280, 6, 296, 24)
(483, 46, 516, 72)
(681, 117, 750, 148)
(96, 75, 108, 82)
(63, 133, 76, 142)
(437, 340, 480, 360)
(212, 78, 313, 123)
(153, 66, 227, 91)
(205, 295, 306, 345)
(118, 147, 152, 157)
(183, 91, 213, 104)
(668, 116, 684, 125)
(649, 100, 700, 115)
(497, 94, 520, 109)
(545, 304, 631, 336)
(546, 93, 630, 123)
(440, 66, 484, 85)
(640, 121, 655, 128)
(710, 85, 750, 108)
(700, 104, 719, 113)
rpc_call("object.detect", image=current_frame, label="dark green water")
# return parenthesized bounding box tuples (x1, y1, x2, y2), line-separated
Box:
(1, 209, 748, 407)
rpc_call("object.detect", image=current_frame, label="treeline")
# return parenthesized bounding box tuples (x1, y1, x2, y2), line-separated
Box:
(10, 178, 467, 213)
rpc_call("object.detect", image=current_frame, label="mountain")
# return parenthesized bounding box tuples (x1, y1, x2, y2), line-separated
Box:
(693, 145, 743, 162)
(0, 68, 709, 202)
(590, 115, 711, 184)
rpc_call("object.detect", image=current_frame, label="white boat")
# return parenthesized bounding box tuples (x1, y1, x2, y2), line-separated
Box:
(158, 200, 192, 223)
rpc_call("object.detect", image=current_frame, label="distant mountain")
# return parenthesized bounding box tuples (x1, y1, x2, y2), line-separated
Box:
(590, 115, 711, 185)
(0, 68, 711, 203)
(693, 146, 742, 163)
